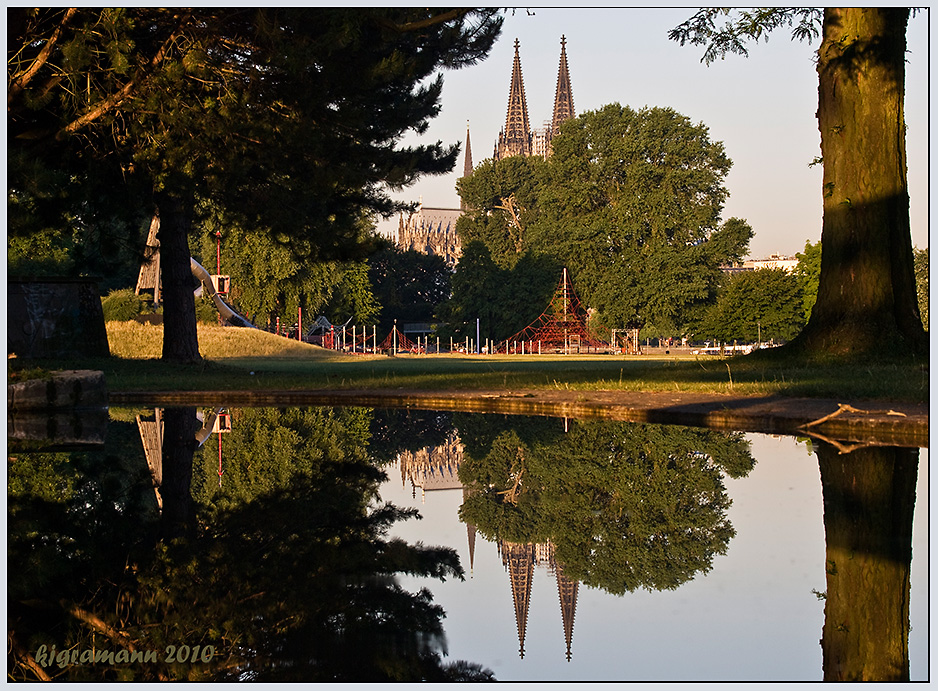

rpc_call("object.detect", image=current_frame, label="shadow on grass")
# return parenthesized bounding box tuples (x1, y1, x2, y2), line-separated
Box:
(10, 348, 928, 404)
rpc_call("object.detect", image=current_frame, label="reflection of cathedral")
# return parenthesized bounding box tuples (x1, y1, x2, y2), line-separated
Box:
(397, 430, 465, 499)
(499, 540, 579, 661)
(397, 433, 580, 662)
(396, 36, 576, 266)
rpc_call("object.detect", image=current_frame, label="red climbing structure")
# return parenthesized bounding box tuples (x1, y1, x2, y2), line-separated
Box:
(499, 268, 606, 353)
(377, 323, 422, 353)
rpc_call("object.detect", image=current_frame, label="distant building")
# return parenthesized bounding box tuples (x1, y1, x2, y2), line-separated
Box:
(397, 204, 463, 267)
(722, 254, 800, 274)
(396, 36, 576, 266)
(495, 36, 576, 161)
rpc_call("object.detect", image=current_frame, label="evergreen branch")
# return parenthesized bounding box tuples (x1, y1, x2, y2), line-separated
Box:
(55, 11, 195, 141)
(379, 9, 469, 33)
(8, 7, 78, 104)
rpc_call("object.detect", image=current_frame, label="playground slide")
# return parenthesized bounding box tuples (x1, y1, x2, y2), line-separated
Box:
(189, 257, 255, 328)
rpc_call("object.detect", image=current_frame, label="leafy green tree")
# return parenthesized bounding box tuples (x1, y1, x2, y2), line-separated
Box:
(795, 240, 823, 323)
(454, 105, 751, 339)
(456, 155, 548, 268)
(670, 8, 926, 359)
(9, 8, 503, 362)
(368, 246, 453, 334)
(913, 248, 928, 332)
(440, 241, 559, 343)
(700, 268, 804, 344)
(537, 104, 751, 335)
(193, 209, 379, 328)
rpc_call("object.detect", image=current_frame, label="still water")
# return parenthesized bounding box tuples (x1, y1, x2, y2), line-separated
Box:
(8, 405, 927, 682)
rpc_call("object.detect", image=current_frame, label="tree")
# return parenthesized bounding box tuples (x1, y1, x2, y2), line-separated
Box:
(193, 208, 379, 328)
(670, 8, 927, 359)
(456, 155, 548, 268)
(368, 246, 453, 334)
(701, 268, 804, 344)
(9, 9, 503, 362)
(795, 240, 823, 323)
(453, 106, 750, 338)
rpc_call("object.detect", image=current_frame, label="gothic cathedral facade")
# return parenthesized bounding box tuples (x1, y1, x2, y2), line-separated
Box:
(397, 36, 575, 266)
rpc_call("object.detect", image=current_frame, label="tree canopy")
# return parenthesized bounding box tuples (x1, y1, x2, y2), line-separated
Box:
(9, 8, 503, 361)
(454, 104, 752, 340)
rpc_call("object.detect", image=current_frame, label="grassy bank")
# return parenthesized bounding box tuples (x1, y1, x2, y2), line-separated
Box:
(9, 322, 929, 403)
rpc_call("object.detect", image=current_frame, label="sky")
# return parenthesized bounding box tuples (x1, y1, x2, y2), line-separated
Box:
(377, 8, 929, 260)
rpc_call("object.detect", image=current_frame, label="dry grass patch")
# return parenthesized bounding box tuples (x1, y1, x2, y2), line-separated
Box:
(106, 322, 336, 360)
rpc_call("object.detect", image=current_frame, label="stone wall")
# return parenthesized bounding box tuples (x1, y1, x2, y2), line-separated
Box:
(8, 279, 110, 358)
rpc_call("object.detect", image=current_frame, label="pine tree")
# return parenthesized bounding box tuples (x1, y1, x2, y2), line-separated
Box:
(9, 8, 503, 361)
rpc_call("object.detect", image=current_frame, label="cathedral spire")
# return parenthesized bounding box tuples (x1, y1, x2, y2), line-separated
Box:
(460, 121, 473, 211)
(551, 35, 575, 136)
(463, 121, 473, 178)
(497, 39, 532, 160)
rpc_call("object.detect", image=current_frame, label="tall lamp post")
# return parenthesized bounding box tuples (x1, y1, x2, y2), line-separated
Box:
(215, 231, 222, 324)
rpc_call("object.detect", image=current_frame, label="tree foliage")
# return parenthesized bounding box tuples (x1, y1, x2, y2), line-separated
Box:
(193, 208, 380, 328)
(913, 247, 928, 332)
(454, 104, 751, 338)
(367, 246, 453, 334)
(8, 8, 503, 361)
(700, 268, 804, 344)
(795, 240, 823, 323)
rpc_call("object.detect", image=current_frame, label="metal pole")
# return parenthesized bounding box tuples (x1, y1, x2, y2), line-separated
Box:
(298, 307, 302, 341)
(373, 325, 377, 353)
(476, 318, 480, 354)
(393, 319, 398, 355)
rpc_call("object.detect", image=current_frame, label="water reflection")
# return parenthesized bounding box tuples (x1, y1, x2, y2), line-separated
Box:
(8, 406, 489, 681)
(7, 405, 925, 681)
(817, 443, 918, 681)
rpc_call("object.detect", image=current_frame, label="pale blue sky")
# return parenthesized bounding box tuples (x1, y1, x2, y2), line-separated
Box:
(379, 8, 929, 259)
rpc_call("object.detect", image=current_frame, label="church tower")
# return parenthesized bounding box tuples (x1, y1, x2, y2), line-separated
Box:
(494, 37, 575, 161)
(460, 122, 473, 211)
(550, 35, 575, 148)
(495, 39, 533, 160)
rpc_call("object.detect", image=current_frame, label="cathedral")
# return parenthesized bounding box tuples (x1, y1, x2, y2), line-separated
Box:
(397, 36, 576, 266)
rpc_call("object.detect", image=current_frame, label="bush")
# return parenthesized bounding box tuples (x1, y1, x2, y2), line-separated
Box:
(101, 289, 154, 322)
(196, 294, 219, 324)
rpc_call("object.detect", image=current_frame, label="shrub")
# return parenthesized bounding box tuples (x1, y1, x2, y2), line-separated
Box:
(101, 289, 153, 322)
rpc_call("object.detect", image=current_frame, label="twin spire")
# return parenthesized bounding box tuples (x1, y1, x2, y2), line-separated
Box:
(495, 35, 575, 161)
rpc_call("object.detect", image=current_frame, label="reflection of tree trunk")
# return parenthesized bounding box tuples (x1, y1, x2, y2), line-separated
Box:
(161, 407, 199, 539)
(817, 443, 917, 681)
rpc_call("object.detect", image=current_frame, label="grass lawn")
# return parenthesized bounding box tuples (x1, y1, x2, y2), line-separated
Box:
(8, 322, 929, 403)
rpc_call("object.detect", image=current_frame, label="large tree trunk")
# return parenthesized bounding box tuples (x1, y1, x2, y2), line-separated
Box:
(155, 191, 202, 363)
(790, 8, 926, 359)
(816, 442, 918, 681)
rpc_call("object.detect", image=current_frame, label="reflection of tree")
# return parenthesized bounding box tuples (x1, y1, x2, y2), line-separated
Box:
(9, 406, 491, 681)
(457, 416, 755, 595)
(816, 443, 918, 681)
(368, 409, 456, 467)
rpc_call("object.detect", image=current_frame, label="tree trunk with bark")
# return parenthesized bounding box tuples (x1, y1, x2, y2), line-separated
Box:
(817, 442, 918, 681)
(790, 8, 926, 359)
(155, 191, 202, 363)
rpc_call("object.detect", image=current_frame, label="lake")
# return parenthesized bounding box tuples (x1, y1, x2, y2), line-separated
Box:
(7, 405, 927, 682)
